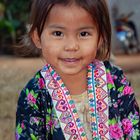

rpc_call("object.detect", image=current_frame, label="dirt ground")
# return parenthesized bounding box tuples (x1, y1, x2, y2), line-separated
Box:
(0, 54, 140, 140)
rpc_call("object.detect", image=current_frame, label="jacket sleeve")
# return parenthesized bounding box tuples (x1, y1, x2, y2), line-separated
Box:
(115, 68, 140, 139)
(104, 61, 140, 139)
(15, 73, 52, 140)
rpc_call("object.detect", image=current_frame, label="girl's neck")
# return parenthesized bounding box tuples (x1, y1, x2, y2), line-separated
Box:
(59, 70, 87, 95)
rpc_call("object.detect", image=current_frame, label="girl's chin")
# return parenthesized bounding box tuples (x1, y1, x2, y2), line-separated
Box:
(56, 66, 86, 77)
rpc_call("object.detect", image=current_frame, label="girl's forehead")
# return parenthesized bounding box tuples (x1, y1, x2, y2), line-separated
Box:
(49, 3, 87, 16)
(46, 3, 95, 26)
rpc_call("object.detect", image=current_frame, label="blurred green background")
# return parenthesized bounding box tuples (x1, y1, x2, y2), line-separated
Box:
(0, 0, 31, 54)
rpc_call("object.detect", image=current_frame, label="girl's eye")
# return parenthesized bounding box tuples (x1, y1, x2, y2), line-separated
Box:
(80, 32, 90, 37)
(52, 31, 64, 37)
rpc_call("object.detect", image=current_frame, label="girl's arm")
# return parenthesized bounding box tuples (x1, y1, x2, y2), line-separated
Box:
(15, 75, 52, 140)
(105, 61, 140, 139)
(116, 71, 140, 139)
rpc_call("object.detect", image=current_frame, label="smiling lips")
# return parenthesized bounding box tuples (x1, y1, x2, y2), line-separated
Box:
(60, 58, 81, 63)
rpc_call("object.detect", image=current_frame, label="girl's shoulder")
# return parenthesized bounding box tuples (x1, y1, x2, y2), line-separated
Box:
(103, 60, 130, 90)
(103, 60, 124, 77)
(103, 60, 134, 96)
(18, 70, 51, 104)
(23, 70, 45, 91)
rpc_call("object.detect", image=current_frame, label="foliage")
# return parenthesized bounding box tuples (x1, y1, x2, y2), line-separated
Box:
(0, 0, 31, 54)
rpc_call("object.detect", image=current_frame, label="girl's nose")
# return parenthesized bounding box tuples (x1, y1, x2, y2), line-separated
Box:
(64, 37, 79, 51)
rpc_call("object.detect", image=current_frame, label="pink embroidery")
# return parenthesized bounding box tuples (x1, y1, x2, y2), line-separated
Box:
(39, 78, 45, 89)
(27, 93, 36, 104)
(123, 86, 134, 95)
(21, 122, 24, 129)
(122, 118, 133, 134)
(94, 61, 109, 139)
(41, 60, 109, 139)
(110, 124, 123, 139)
(107, 73, 114, 84)
(121, 77, 127, 84)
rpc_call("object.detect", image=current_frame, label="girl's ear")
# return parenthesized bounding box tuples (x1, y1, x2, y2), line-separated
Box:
(31, 30, 42, 49)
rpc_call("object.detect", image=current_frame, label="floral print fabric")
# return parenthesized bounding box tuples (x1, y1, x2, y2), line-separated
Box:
(16, 61, 140, 140)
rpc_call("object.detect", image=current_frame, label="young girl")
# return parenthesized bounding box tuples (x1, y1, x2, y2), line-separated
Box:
(16, 0, 140, 139)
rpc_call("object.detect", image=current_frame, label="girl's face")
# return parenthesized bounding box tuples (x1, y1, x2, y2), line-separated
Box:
(33, 3, 101, 77)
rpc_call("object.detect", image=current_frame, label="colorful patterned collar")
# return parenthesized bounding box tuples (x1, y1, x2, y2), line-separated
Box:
(41, 60, 109, 140)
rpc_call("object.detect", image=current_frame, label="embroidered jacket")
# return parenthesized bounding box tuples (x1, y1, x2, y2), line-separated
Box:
(16, 61, 140, 140)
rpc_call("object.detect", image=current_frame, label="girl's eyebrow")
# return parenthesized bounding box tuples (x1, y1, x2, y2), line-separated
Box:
(47, 24, 95, 30)
(78, 26, 95, 30)
(48, 24, 65, 29)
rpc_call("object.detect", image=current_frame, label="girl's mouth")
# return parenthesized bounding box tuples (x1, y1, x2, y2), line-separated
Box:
(61, 58, 80, 62)
(59, 58, 81, 65)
